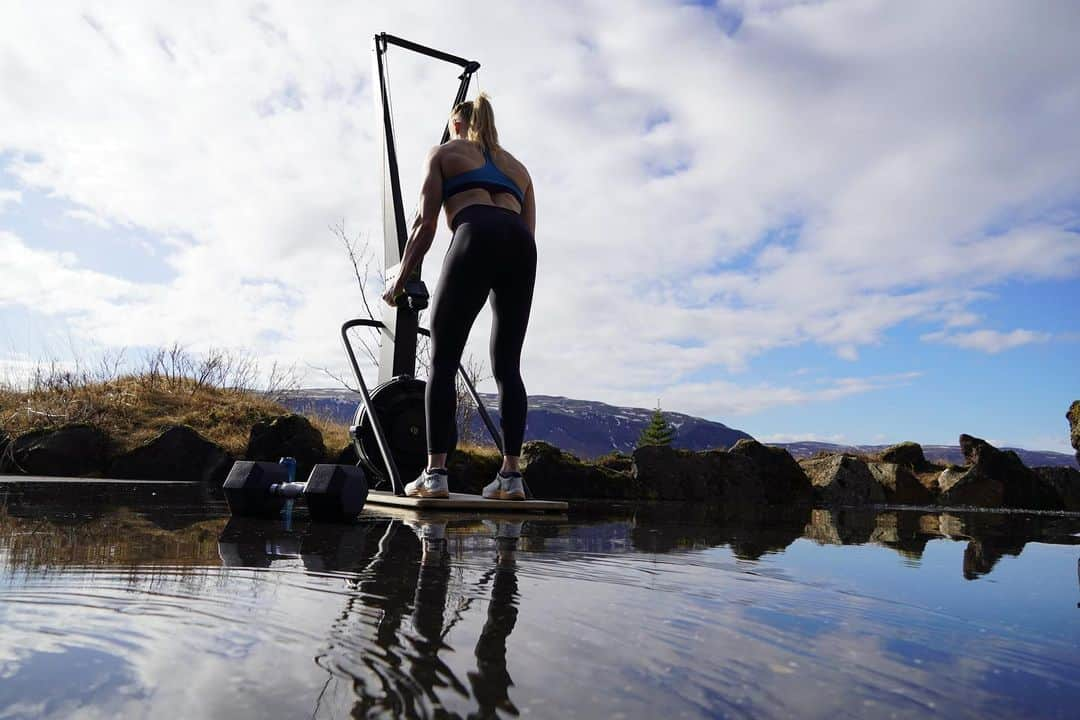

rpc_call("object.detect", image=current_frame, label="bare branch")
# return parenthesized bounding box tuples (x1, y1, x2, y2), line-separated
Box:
(332, 220, 382, 354)
(306, 362, 360, 394)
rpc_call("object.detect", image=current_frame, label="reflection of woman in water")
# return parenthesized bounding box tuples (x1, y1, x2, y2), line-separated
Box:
(237, 517, 524, 716)
(469, 522, 521, 716)
(407, 519, 523, 716)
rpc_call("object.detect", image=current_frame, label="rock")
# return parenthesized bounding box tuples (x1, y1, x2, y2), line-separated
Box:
(523, 441, 642, 499)
(799, 454, 886, 506)
(1033, 466, 1080, 512)
(938, 434, 1063, 510)
(335, 443, 359, 466)
(1069, 401, 1080, 465)
(730, 439, 813, 504)
(936, 464, 1001, 506)
(632, 444, 762, 503)
(866, 461, 934, 504)
(447, 447, 502, 495)
(879, 441, 935, 471)
(244, 414, 327, 481)
(595, 452, 634, 474)
(109, 425, 232, 484)
(10, 424, 110, 477)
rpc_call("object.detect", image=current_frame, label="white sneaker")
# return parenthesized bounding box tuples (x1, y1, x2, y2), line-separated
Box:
(404, 469, 450, 498)
(404, 519, 447, 540)
(482, 472, 526, 501)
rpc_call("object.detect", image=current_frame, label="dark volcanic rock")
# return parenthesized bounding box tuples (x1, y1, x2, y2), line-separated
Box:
(11, 424, 109, 477)
(244, 414, 327, 481)
(523, 441, 643, 499)
(632, 445, 763, 503)
(1033, 466, 1080, 512)
(938, 434, 1063, 510)
(867, 461, 934, 504)
(731, 439, 812, 504)
(335, 443, 359, 466)
(110, 425, 232, 484)
(799, 454, 886, 506)
(879, 441, 936, 472)
(1069, 401, 1080, 465)
(937, 465, 1002, 506)
(447, 448, 502, 496)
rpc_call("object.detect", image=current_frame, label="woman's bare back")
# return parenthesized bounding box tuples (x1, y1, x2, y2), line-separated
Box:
(438, 139, 532, 228)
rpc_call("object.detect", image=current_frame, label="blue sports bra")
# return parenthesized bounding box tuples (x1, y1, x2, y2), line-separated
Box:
(442, 149, 525, 205)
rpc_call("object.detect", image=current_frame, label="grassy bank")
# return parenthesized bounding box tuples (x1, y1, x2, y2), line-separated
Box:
(0, 351, 494, 460)
(0, 349, 350, 456)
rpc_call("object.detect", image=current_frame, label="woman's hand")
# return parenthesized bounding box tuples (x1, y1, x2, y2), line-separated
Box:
(382, 273, 403, 307)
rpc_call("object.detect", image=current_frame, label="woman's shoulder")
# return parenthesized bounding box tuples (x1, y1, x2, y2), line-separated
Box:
(494, 146, 530, 179)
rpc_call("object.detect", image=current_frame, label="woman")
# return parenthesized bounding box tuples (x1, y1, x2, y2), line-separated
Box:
(382, 93, 536, 501)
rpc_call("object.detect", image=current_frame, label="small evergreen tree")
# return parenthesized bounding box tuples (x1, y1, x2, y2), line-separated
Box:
(637, 404, 676, 448)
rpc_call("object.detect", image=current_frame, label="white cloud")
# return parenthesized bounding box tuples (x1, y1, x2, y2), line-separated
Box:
(64, 207, 112, 229)
(0, 1, 1078, 418)
(616, 371, 920, 418)
(921, 328, 1052, 354)
(0, 190, 22, 214)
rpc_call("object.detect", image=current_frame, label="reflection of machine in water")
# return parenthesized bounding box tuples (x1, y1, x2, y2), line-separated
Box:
(216, 514, 527, 718)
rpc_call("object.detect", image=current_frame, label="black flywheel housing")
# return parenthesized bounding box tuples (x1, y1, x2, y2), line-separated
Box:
(350, 376, 456, 489)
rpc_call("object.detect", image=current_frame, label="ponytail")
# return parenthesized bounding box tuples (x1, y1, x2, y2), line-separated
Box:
(451, 92, 499, 152)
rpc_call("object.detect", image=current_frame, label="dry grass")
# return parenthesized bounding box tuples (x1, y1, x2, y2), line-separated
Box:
(456, 441, 502, 460)
(0, 346, 299, 456)
(307, 413, 351, 454)
(0, 375, 289, 456)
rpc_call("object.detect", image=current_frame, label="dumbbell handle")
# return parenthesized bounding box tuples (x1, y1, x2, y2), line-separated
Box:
(268, 482, 307, 499)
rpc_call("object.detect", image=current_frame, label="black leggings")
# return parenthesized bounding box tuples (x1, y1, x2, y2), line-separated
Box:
(426, 205, 536, 456)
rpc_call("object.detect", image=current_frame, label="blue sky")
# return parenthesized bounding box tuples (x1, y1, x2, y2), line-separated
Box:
(1, 1, 1078, 453)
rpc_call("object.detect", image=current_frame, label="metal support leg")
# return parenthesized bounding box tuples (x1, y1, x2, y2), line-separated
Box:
(342, 319, 406, 496)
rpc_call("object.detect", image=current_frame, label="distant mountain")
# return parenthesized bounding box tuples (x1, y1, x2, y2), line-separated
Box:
(280, 389, 1079, 468)
(280, 389, 751, 458)
(774, 442, 1078, 469)
(486, 394, 752, 458)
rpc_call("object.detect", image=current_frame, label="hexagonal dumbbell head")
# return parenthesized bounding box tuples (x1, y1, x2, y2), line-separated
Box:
(304, 464, 368, 523)
(222, 461, 290, 518)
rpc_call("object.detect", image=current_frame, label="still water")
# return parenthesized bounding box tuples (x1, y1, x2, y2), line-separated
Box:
(0, 480, 1078, 719)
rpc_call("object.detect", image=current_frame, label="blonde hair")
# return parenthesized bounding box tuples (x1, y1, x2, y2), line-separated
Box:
(451, 92, 499, 152)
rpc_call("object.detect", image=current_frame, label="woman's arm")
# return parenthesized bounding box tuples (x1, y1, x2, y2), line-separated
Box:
(382, 147, 444, 305)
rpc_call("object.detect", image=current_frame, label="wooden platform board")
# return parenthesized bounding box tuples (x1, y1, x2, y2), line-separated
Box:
(0, 475, 200, 486)
(364, 490, 567, 513)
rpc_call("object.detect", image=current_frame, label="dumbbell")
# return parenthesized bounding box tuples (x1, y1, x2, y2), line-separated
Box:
(222, 461, 368, 522)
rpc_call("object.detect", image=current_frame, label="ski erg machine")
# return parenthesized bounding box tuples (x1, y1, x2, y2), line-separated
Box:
(341, 33, 565, 512)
